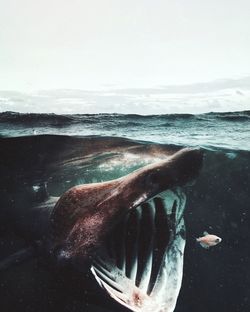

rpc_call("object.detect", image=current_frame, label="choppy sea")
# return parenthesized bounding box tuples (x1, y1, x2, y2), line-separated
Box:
(0, 110, 250, 150)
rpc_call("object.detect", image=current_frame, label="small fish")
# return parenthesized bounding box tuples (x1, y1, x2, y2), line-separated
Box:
(196, 231, 222, 249)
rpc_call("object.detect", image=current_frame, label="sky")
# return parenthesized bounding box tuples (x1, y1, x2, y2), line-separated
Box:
(0, 0, 250, 113)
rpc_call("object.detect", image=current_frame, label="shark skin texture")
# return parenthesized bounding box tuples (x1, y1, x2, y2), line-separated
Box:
(0, 136, 203, 312)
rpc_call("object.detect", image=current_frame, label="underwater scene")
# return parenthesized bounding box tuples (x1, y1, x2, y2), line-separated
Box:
(0, 111, 249, 312)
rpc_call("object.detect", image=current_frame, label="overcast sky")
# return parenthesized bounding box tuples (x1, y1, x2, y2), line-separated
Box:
(0, 0, 250, 113)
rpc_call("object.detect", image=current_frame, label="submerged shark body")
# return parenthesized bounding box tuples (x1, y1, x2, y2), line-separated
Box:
(0, 135, 203, 312)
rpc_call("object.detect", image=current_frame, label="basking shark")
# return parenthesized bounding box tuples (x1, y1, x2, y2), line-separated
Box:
(0, 135, 203, 312)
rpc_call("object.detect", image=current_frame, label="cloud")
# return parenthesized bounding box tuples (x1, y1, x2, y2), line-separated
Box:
(0, 77, 250, 114)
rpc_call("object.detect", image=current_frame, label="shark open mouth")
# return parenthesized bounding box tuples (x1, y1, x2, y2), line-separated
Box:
(50, 147, 203, 312)
(91, 188, 186, 312)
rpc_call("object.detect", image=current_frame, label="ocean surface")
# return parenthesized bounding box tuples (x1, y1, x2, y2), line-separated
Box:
(0, 110, 250, 150)
(0, 110, 250, 312)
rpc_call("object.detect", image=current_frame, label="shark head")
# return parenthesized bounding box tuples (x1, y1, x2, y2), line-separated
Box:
(50, 147, 203, 312)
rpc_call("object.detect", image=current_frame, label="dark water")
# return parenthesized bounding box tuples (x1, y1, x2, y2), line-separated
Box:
(0, 110, 250, 150)
(0, 112, 250, 312)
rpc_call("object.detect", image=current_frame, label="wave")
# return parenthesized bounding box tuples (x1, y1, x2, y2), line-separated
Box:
(205, 111, 250, 121)
(1, 110, 249, 124)
(1, 111, 250, 152)
(0, 111, 74, 125)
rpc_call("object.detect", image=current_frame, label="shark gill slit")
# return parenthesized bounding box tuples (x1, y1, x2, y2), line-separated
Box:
(91, 188, 188, 312)
(96, 191, 181, 288)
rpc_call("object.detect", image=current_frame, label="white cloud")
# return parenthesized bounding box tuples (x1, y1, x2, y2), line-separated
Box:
(0, 77, 250, 114)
